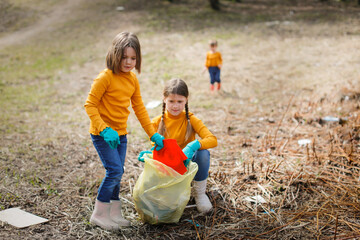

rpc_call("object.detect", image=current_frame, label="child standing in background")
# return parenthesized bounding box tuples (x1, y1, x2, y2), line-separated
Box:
(145, 78, 217, 213)
(205, 40, 222, 91)
(84, 32, 164, 230)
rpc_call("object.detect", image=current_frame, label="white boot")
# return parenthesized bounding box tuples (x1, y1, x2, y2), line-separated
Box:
(90, 200, 119, 230)
(193, 179, 213, 213)
(110, 200, 131, 226)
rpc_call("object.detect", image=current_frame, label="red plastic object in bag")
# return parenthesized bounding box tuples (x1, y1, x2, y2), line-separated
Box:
(153, 139, 188, 175)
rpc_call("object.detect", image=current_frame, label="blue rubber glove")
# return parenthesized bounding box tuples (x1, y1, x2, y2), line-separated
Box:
(138, 150, 152, 162)
(183, 158, 191, 168)
(150, 133, 165, 151)
(182, 140, 201, 167)
(100, 127, 120, 149)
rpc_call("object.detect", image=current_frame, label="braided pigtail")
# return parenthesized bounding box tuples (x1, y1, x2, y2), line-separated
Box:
(184, 102, 194, 142)
(157, 102, 167, 136)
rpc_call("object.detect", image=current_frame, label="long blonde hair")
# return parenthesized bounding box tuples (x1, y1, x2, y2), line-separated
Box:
(158, 78, 194, 142)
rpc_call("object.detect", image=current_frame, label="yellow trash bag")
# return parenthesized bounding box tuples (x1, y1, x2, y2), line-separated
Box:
(133, 153, 198, 224)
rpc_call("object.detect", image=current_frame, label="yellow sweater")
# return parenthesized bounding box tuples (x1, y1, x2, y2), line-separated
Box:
(205, 51, 222, 68)
(84, 69, 156, 137)
(151, 111, 217, 150)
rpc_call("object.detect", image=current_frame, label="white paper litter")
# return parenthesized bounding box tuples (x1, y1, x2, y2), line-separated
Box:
(298, 139, 312, 146)
(257, 184, 272, 198)
(244, 195, 267, 204)
(0, 208, 48, 228)
(322, 116, 339, 122)
(145, 100, 162, 109)
(185, 204, 197, 208)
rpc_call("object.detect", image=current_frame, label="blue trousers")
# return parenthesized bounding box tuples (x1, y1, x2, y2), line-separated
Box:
(208, 66, 221, 84)
(90, 134, 127, 203)
(191, 149, 210, 181)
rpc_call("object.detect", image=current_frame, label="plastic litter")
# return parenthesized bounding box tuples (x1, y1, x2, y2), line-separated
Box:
(153, 139, 188, 175)
(263, 209, 275, 215)
(244, 195, 267, 204)
(133, 154, 198, 224)
(321, 116, 339, 122)
(298, 139, 312, 146)
(184, 219, 202, 227)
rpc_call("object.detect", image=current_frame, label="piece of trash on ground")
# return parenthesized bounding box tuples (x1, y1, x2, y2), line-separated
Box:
(146, 100, 162, 109)
(262, 209, 275, 215)
(184, 219, 202, 227)
(257, 184, 272, 197)
(244, 195, 267, 204)
(321, 116, 339, 122)
(298, 139, 311, 146)
(185, 204, 197, 208)
(0, 208, 48, 228)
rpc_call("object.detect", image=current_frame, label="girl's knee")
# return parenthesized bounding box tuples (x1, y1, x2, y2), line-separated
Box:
(198, 149, 210, 158)
(193, 150, 210, 166)
(106, 167, 124, 181)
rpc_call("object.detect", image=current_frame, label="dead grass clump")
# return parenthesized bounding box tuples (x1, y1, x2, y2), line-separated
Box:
(211, 87, 360, 239)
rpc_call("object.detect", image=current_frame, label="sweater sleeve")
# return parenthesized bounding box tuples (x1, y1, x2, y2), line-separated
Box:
(190, 115, 217, 150)
(84, 73, 109, 134)
(205, 52, 210, 68)
(131, 76, 156, 138)
(151, 115, 162, 132)
(218, 52, 223, 66)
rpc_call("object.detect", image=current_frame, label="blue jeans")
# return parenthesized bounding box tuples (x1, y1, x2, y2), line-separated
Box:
(90, 134, 127, 203)
(191, 149, 210, 181)
(208, 66, 221, 84)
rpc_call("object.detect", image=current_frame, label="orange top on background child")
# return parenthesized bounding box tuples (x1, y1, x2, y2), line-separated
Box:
(84, 32, 164, 230)
(204, 40, 222, 91)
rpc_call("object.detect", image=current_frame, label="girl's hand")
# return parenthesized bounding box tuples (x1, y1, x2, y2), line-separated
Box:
(100, 127, 120, 149)
(201, 67, 207, 75)
(182, 140, 201, 160)
(150, 133, 165, 151)
(138, 150, 152, 162)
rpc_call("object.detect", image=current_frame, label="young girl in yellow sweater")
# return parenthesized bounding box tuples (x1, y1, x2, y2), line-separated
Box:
(205, 40, 222, 91)
(151, 78, 217, 213)
(84, 32, 164, 230)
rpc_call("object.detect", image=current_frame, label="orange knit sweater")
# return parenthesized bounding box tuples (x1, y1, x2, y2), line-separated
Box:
(151, 111, 217, 150)
(84, 69, 155, 137)
(205, 51, 222, 68)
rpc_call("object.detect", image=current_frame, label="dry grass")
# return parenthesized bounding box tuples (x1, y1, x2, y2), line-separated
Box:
(1, 0, 360, 239)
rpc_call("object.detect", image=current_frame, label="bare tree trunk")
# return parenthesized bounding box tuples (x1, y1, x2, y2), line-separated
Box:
(209, 0, 220, 10)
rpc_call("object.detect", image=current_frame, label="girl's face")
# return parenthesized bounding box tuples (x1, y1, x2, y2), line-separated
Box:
(164, 94, 187, 116)
(120, 47, 136, 73)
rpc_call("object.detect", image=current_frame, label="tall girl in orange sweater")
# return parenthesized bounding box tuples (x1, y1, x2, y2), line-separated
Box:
(84, 32, 164, 230)
(151, 78, 217, 213)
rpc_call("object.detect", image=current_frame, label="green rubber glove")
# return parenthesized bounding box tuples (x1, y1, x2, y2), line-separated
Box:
(150, 133, 165, 151)
(138, 150, 152, 162)
(182, 140, 201, 167)
(100, 127, 120, 149)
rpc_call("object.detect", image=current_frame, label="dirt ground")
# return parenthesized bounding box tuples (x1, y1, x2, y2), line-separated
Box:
(1, 0, 360, 239)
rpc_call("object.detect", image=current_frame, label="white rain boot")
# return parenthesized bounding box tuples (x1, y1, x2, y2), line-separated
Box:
(90, 200, 119, 230)
(193, 179, 213, 213)
(110, 200, 131, 226)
